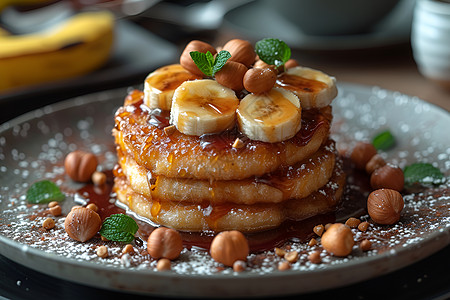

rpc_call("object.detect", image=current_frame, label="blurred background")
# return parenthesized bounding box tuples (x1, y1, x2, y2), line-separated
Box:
(0, 0, 449, 123)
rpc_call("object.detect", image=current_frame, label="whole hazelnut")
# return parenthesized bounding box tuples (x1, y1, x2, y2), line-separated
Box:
(147, 227, 183, 260)
(370, 164, 404, 192)
(180, 40, 217, 76)
(321, 223, 354, 257)
(64, 150, 98, 182)
(210, 230, 249, 267)
(222, 39, 256, 67)
(64, 207, 102, 242)
(367, 189, 404, 225)
(284, 59, 299, 70)
(215, 61, 247, 91)
(253, 59, 277, 73)
(365, 154, 386, 174)
(350, 142, 377, 170)
(156, 258, 171, 271)
(243, 68, 277, 94)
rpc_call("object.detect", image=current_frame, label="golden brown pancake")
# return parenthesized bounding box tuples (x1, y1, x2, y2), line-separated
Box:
(117, 140, 336, 205)
(114, 157, 345, 232)
(114, 90, 332, 181)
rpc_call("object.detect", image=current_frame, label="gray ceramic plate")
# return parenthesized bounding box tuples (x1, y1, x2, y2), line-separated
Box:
(0, 83, 448, 298)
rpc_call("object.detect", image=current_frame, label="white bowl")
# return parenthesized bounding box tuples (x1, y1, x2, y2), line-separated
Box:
(411, 0, 450, 88)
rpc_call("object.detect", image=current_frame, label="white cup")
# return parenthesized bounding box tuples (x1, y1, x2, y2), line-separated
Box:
(411, 0, 450, 89)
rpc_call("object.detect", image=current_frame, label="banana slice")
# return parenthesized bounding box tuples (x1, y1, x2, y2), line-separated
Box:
(170, 79, 239, 136)
(237, 88, 301, 143)
(276, 66, 337, 109)
(144, 64, 201, 111)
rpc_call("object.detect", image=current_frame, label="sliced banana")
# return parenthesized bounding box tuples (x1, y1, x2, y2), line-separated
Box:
(170, 79, 239, 136)
(144, 64, 201, 111)
(276, 66, 337, 109)
(237, 88, 301, 143)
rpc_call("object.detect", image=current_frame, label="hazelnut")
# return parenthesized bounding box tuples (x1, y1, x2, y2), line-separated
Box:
(253, 59, 277, 73)
(360, 239, 372, 252)
(243, 68, 276, 94)
(64, 150, 98, 182)
(350, 142, 377, 170)
(222, 39, 255, 67)
(92, 171, 106, 186)
(86, 203, 99, 212)
(156, 258, 171, 271)
(284, 59, 299, 69)
(147, 227, 183, 260)
(367, 189, 404, 225)
(64, 207, 102, 242)
(210, 230, 249, 267)
(180, 40, 217, 76)
(215, 61, 247, 91)
(370, 164, 404, 192)
(365, 154, 386, 174)
(321, 223, 354, 257)
(308, 251, 321, 264)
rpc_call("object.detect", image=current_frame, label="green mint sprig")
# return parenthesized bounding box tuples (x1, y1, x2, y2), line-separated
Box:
(372, 130, 396, 151)
(27, 180, 65, 204)
(99, 214, 139, 243)
(255, 38, 291, 68)
(190, 50, 231, 77)
(404, 163, 445, 186)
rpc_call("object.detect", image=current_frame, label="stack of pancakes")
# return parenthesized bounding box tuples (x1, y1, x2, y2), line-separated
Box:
(112, 77, 345, 232)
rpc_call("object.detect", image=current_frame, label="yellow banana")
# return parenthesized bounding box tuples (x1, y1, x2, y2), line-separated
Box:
(276, 66, 337, 109)
(0, 10, 114, 92)
(237, 88, 301, 143)
(143, 64, 201, 111)
(170, 79, 239, 136)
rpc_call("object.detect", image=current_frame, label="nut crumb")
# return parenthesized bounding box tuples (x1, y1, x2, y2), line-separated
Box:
(233, 260, 246, 272)
(345, 217, 361, 228)
(42, 218, 55, 230)
(284, 251, 299, 263)
(49, 205, 62, 217)
(122, 244, 134, 255)
(277, 261, 291, 271)
(96, 245, 108, 258)
(274, 247, 286, 257)
(308, 238, 318, 247)
(232, 138, 245, 149)
(358, 221, 369, 232)
(313, 224, 324, 237)
(157, 258, 171, 271)
(164, 125, 177, 136)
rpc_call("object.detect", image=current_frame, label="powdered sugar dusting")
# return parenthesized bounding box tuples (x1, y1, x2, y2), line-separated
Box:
(0, 85, 448, 290)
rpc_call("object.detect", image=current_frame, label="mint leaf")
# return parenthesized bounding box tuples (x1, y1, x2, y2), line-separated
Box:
(372, 130, 396, 151)
(190, 51, 213, 77)
(190, 50, 231, 77)
(99, 214, 139, 243)
(255, 38, 291, 68)
(212, 50, 232, 75)
(404, 163, 445, 185)
(27, 180, 65, 204)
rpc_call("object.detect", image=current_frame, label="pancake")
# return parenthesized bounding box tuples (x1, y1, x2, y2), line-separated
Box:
(114, 90, 332, 181)
(117, 140, 337, 205)
(114, 157, 345, 232)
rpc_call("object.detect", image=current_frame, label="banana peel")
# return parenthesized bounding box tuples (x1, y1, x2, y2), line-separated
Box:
(0, 10, 114, 92)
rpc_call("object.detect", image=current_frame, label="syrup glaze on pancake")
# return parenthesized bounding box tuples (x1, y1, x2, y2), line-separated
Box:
(114, 90, 332, 181)
(117, 140, 336, 205)
(114, 157, 345, 232)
